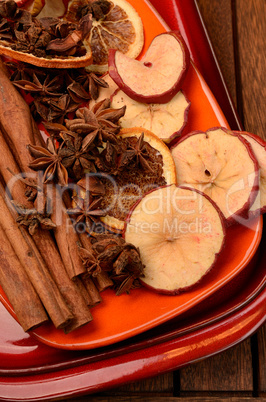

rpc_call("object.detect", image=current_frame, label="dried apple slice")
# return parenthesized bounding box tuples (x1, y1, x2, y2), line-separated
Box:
(89, 72, 190, 144)
(111, 87, 190, 144)
(239, 131, 266, 215)
(124, 185, 226, 294)
(171, 127, 259, 222)
(108, 31, 190, 104)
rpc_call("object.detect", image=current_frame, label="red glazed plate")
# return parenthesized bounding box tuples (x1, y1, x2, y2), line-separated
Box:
(0, 246, 265, 400)
(0, 0, 263, 350)
(0, 0, 265, 400)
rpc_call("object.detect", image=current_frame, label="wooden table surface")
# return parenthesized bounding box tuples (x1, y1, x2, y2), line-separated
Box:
(64, 0, 265, 400)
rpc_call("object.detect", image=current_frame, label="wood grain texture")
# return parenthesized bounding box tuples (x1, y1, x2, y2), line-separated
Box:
(258, 324, 266, 394)
(235, 0, 266, 393)
(179, 340, 253, 393)
(235, 0, 266, 139)
(67, 397, 266, 402)
(196, 0, 237, 106)
(112, 373, 173, 393)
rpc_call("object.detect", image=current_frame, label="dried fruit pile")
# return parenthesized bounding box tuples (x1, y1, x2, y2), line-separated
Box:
(0, 0, 265, 335)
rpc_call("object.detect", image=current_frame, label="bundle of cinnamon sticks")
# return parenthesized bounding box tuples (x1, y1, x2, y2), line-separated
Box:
(0, 59, 113, 333)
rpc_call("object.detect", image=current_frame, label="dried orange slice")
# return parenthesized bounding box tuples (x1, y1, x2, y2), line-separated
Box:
(64, 0, 144, 73)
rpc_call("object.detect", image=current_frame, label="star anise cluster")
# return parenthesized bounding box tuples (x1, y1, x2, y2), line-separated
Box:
(5, 60, 109, 124)
(96, 132, 157, 176)
(79, 233, 145, 295)
(26, 98, 125, 184)
(0, 0, 92, 58)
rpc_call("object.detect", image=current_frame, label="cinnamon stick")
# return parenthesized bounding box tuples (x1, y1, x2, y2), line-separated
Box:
(81, 275, 103, 306)
(0, 187, 73, 330)
(48, 185, 87, 278)
(0, 60, 43, 170)
(0, 181, 93, 332)
(32, 228, 93, 333)
(0, 127, 34, 209)
(0, 128, 93, 331)
(0, 68, 89, 279)
(0, 224, 48, 332)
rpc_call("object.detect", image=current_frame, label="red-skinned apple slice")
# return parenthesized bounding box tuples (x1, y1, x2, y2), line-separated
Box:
(238, 131, 266, 215)
(108, 31, 190, 104)
(123, 185, 226, 294)
(89, 73, 191, 144)
(111, 87, 190, 144)
(171, 127, 259, 222)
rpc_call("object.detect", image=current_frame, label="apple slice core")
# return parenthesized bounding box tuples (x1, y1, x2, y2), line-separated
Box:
(124, 185, 225, 294)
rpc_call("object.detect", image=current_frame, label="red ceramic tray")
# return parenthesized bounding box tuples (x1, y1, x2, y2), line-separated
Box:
(0, 0, 262, 352)
(0, 0, 265, 400)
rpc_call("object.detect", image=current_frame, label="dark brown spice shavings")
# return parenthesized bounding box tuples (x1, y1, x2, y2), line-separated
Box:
(97, 135, 166, 220)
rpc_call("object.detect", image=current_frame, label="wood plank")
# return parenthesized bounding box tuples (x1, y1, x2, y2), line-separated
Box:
(196, 0, 237, 105)
(258, 324, 266, 395)
(179, 340, 253, 393)
(235, 0, 266, 139)
(67, 396, 266, 402)
(236, 0, 266, 393)
(111, 372, 173, 393)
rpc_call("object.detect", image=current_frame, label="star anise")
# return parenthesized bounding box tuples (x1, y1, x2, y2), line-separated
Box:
(68, 192, 106, 232)
(94, 141, 128, 175)
(48, 94, 81, 124)
(67, 80, 92, 103)
(65, 99, 126, 146)
(42, 121, 68, 141)
(59, 131, 98, 179)
(27, 137, 69, 186)
(90, 234, 145, 295)
(73, 69, 109, 100)
(0, 0, 21, 20)
(4, 60, 35, 81)
(123, 133, 154, 172)
(13, 72, 63, 96)
(12, 23, 51, 58)
(77, 244, 101, 276)
(13, 198, 56, 236)
(0, 15, 13, 42)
